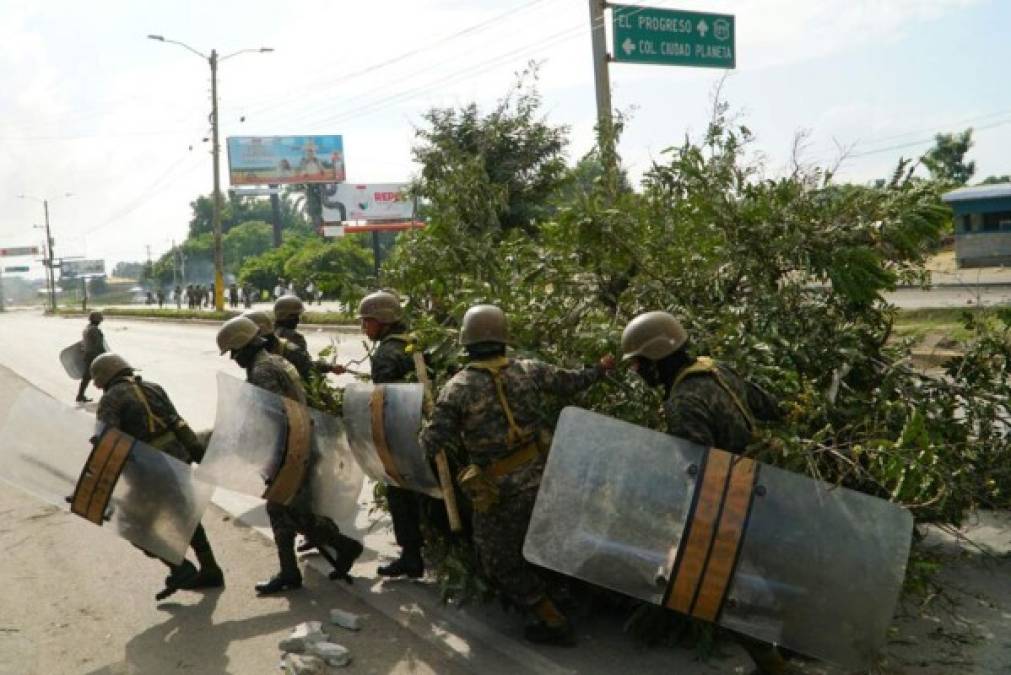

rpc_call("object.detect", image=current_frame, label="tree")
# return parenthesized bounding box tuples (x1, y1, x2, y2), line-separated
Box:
(921, 128, 975, 184)
(187, 192, 309, 239)
(223, 220, 273, 270)
(979, 174, 1011, 185)
(412, 65, 569, 237)
(112, 261, 145, 280)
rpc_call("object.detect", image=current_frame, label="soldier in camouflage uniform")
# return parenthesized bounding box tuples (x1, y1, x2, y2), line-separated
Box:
(242, 310, 336, 382)
(216, 316, 363, 595)
(419, 304, 615, 645)
(620, 311, 791, 675)
(76, 311, 107, 402)
(90, 353, 223, 598)
(335, 290, 431, 578)
(273, 295, 311, 350)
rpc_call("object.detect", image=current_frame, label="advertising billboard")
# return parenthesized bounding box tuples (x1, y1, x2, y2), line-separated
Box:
(226, 135, 346, 185)
(321, 183, 413, 223)
(61, 259, 105, 277)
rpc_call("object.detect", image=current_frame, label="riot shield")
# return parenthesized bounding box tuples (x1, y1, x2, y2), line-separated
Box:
(198, 372, 363, 530)
(0, 382, 213, 565)
(60, 341, 87, 380)
(523, 407, 914, 670)
(343, 382, 441, 499)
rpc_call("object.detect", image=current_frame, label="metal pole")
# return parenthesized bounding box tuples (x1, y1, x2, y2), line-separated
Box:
(371, 230, 382, 279)
(44, 199, 56, 313)
(270, 184, 283, 247)
(588, 0, 614, 156)
(210, 49, 225, 311)
(0, 266, 5, 313)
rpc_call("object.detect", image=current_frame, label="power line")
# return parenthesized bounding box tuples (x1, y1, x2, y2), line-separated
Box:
(236, 0, 557, 121)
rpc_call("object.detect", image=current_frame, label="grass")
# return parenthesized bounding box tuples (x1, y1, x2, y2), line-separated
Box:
(893, 308, 983, 343)
(54, 306, 357, 325)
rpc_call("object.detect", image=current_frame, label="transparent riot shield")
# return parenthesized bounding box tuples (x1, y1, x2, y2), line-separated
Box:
(199, 372, 363, 529)
(523, 407, 914, 671)
(60, 341, 87, 380)
(0, 382, 213, 565)
(343, 382, 441, 498)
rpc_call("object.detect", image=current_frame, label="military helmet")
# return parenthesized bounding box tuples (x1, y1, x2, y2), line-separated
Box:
(621, 311, 688, 361)
(242, 310, 273, 336)
(216, 316, 259, 355)
(273, 295, 305, 321)
(357, 290, 402, 324)
(460, 304, 508, 346)
(89, 311, 103, 324)
(90, 353, 132, 389)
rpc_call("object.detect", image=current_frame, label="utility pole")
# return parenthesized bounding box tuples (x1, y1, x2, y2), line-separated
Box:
(43, 199, 57, 313)
(147, 35, 273, 312)
(171, 239, 179, 286)
(270, 184, 283, 248)
(0, 266, 5, 313)
(589, 0, 614, 159)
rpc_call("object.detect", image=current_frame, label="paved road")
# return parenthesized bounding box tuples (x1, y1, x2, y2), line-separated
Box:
(0, 309, 1006, 674)
(885, 285, 1011, 309)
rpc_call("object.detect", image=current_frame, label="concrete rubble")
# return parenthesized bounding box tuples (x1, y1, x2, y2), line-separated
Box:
(329, 608, 362, 631)
(278, 621, 326, 653)
(278, 620, 352, 672)
(280, 653, 326, 675)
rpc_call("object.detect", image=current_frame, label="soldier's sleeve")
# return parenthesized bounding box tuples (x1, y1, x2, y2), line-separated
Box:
(150, 384, 205, 461)
(282, 343, 313, 380)
(664, 390, 716, 448)
(371, 342, 414, 384)
(95, 391, 123, 430)
(419, 384, 463, 462)
(527, 359, 603, 399)
(744, 380, 782, 424)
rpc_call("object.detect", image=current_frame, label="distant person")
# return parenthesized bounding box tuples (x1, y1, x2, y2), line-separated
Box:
(228, 283, 239, 309)
(174, 285, 182, 309)
(75, 311, 107, 403)
(273, 281, 285, 300)
(156, 288, 165, 309)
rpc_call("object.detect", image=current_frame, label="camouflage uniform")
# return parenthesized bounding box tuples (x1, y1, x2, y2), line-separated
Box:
(420, 357, 604, 608)
(664, 358, 787, 673)
(76, 322, 106, 401)
(246, 349, 356, 578)
(95, 374, 212, 565)
(268, 335, 331, 382)
(664, 361, 780, 453)
(275, 325, 308, 351)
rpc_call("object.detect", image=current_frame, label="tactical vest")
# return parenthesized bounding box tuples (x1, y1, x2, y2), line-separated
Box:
(672, 357, 756, 432)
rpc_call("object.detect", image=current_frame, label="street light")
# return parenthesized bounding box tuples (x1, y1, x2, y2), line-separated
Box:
(20, 192, 72, 313)
(147, 34, 273, 311)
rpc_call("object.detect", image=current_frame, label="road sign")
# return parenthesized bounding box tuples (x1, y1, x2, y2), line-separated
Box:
(612, 5, 735, 69)
(3, 266, 30, 273)
(0, 246, 40, 257)
(61, 259, 105, 277)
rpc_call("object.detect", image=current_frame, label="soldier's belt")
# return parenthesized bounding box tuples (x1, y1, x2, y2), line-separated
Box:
(71, 428, 135, 525)
(485, 441, 542, 480)
(147, 430, 177, 451)
(663, 447, 760, 623)
(262, 399, 313, 505)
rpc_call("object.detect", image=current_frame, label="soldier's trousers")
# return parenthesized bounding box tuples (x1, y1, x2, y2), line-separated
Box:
(472, 485, 545, 608)
(76, 373, 92, 400)
(266, 501, 353, 573)
(387, 485, 423, 552)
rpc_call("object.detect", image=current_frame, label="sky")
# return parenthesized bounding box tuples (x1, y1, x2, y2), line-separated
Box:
(1, 0, 1009, 279)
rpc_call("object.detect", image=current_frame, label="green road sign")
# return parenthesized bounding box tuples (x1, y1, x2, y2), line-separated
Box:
(612, 5, 735, 69)
(3, 266, 30, 273)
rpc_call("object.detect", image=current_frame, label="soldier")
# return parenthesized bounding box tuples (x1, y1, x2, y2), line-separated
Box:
(334, 290, 430, 578)
(89, 353, 224, 598)
(419, 304, 615, 645)
(76, 311, 107, 403)
(215, 316, 363, 594)
(620, 311, 789, 675)
(156, 288, 165, 308)
(272, 295, 311, 351)
(174, 284, 182, 309)
(228, 283, 239, 309)
(242, 310, 337, 382)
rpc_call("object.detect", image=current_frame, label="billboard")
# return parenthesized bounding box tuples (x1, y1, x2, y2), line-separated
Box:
(321, 183, 413, 223)
(226, 135, 346, 185)
(0, 246, 39, 257)
(61, 259, 105, 277)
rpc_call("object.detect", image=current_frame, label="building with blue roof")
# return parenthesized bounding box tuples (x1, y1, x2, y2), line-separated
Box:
(942, 183, 1011, 268)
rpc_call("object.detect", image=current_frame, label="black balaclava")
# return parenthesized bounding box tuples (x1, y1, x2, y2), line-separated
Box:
(466, 341, 506, 360)
(275, 316, 299, 331)
(233, 337, 266, 370)
(639, 348, 693, 398)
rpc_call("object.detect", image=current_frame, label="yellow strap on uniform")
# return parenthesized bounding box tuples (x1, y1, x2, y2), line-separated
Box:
(672, 357, 756, 431)
(129, 380, 168, 435)
(485, 442, 542, 480)
(467, 356, 525, 446)
(385, 332, 414, 344)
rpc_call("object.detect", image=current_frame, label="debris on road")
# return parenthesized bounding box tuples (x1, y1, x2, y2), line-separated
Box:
(307, 641, 351, 667)
(329, 608, 362, 631)
(278, 621, 326, 653)
(280, 652, 326, 675)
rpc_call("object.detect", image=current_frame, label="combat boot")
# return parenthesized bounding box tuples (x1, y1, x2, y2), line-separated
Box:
(182, 547, 224, 590)
(155, 560, 199, 601)
(255, 543, 302, 595)
(326, 535, 364, 582)
(378, 546, 424, 579)
(523, 597, 576, 647)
